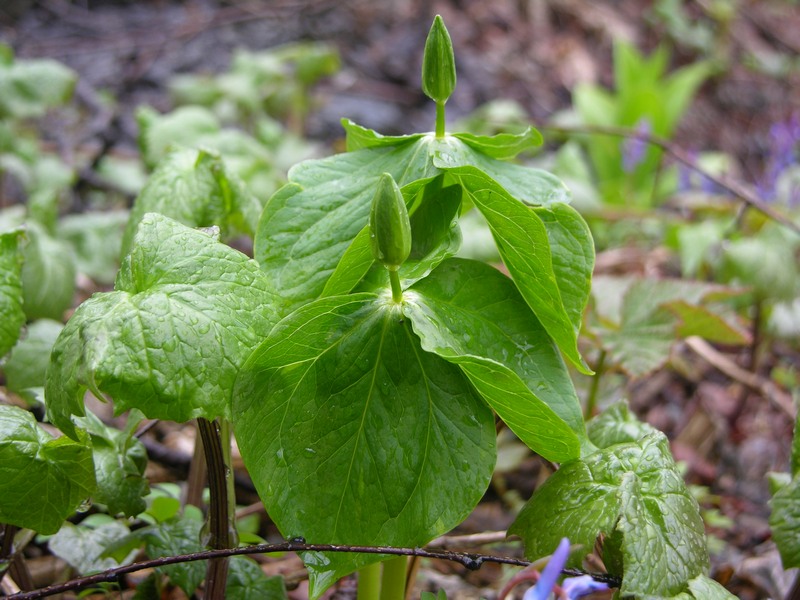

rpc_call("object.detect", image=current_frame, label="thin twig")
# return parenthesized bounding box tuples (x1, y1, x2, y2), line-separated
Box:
(5, 542, 621, 599)
(543, 124, 800, 236)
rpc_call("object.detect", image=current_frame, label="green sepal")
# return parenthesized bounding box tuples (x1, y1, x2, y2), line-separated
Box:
(422, 15, 457, 104)
(369, 173, 412, 271)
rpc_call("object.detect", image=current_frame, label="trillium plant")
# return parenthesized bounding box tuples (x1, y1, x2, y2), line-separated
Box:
(0, 15, 737, 600)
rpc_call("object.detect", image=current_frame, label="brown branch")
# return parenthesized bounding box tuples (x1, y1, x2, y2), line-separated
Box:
(542, 123, 800, 236)
(5, 541, 621, 599)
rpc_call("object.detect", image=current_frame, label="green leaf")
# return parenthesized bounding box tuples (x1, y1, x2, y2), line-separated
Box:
(46, 213, 278, 439)
(233, 294, 496, 598)
(58, 211, 129, 285)
(0, 405, 95, 534)
(404, 258, 584, 458)
(49, 519, 135, 575)
(686, 574, 739, 599)
(447, 167, 589, 372)
(226, 557, 288, 600)
(136, 105, 220, 169)
(0, 228, 25, 357)
(21, 221, 76, 321)
(143, 516, 205, 597)
(77, 410, 149, 517)
(341, 118, 424, 152)
(0, 56, 77, 118)
(422, 15, 457, 104)
(509, 432, 709, 598)
(771, 469, 800, 568)
(586, 401, 658, 448)
(4, 318, 63, 395)
(452, 127, 542, 160)
(254, 138, 439, 315)
(122, 148, 262, 256)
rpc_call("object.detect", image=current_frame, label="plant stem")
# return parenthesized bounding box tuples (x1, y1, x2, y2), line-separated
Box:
(197, 418, 237, 600)
(380, 556, 408, 600)
(584, 350, 606, 419)
(389, 269, 403, 303)
(357, 562, 381, 600)
(435, 101, 446, 138)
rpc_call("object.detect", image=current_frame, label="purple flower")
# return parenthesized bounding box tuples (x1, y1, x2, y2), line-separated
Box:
(523, 537, 570, 600)
(759, 114, 800, 204)
(621, 119, 651, 173)
(522, 538, 610, 600)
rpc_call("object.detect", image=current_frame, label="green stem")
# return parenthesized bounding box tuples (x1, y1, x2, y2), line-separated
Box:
(357, 562, 381, 600)
(584, 350, 606, 419)
(389, 269, 403, 303)
(435, 101, 446, 138)
(197, 418, 237, 600)
(380, 556, 408, 600)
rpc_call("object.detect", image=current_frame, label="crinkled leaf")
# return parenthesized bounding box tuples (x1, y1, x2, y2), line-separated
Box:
(4, 318, 63, 395)
(0, 228, 25, 356)
(404, 258, 584, 458)
(143, 516, 205, 597)
(686, 574, 739, 599)
(509, 432, 708, 598)
(226, 557, 288, 600)
(122, 148, 262, 256)
(0, 56, 77, 118)
(586, 401, 658, 448)
(233, 294, 496, 598)
(136, 105, 220, 169)
(58, 211, 129, 285)
(21, 221, 76, 321)
(452, 127, 542, 160)
(49, 519, 134, 575)
(46, 213, 278, 439)
(446, 167, 588, 372)
(77, 410, 149, 517)
(0, 405, 95, 534)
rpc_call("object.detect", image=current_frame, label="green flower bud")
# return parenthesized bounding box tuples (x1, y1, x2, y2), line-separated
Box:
(369, 173, 411, 271)
(422, 15, 456, 104)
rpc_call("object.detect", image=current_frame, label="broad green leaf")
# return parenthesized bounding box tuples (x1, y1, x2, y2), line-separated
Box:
(342, 118, 424, 152)
(21, 221, 76, 321)
(446, 167, 588, 372)
(668, 300, 749, 345)
(49, 519, 134, 575)
(78, 410, 149, 517)
(404, 258, 584, 456)
(4, 318, 63, 396)
(233, 294, 496, 598)
(58, 211, 129, 284)
(122, 148, 262, 256)
(0, 56, 77, 118)
(0, 405, 95, 534)
(321, 226, 375, 297)
(771, 471, 800, 568)
(452, 127, 542, 160)
(226, 557, 288, 600)
(254, 139, 439, 315)
(0, 228, 25, 356)
(46, 213, 278, 439)
(510, 432, 708, 598)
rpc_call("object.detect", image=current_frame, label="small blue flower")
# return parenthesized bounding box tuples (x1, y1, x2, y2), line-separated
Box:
(523, 537, 569, 600)
(522, 538, 610, 600)
(621, 119, 651, 173)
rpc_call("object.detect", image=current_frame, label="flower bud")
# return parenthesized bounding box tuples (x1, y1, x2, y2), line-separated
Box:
(369, 173, 411, 271)
(422, 15, 456, 104)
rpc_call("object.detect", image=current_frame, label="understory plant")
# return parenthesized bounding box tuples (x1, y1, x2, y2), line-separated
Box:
(0, 15, 739, 600)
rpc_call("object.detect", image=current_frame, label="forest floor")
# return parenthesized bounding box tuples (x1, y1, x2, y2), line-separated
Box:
(1, 0, 800, 598)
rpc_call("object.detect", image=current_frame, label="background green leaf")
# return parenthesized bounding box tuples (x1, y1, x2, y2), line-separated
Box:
(21, 221, 76, 321)
(0, 405, 95, 534)
(0, 228, 25, 357)
(233, 294, 496, 598)
(3, 318, 63, 397)
(510, 432, 709, 598)
(46, 213, 278, 439)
